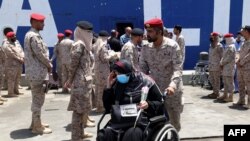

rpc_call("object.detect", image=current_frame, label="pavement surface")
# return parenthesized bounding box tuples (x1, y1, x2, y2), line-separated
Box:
(0, 85, 249, 141)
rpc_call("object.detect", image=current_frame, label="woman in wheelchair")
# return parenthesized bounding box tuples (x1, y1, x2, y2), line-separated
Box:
(97, 60, 179, 141)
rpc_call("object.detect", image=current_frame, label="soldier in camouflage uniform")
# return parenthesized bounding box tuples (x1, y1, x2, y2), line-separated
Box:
(59, 30, 74, 93)
(50, 33, 64, 87)
(1, 27, 14, 91)
(174, 25, 185, 69)
(92, 30, 118, 113)
(120, 28, 144, 71)
(64, 21, 94, 140)
(217, 33, 236, 102)
(236, 25, 250, 108)
(207, 32, 224, 99)
(2, 32, 24, 97)
(0, 45, 7, 104)
(24, 13, 52, 134)
(140, 18, 183, 132)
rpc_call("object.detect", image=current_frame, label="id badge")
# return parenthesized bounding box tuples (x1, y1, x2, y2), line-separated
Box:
(120, 104, 138, 117)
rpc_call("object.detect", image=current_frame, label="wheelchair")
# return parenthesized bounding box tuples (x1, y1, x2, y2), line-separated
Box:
(97, 110, 180, 141)
(189, 51, 212, 89)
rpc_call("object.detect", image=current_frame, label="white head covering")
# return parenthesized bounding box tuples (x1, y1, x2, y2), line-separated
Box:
(74, 27, 93, 51)
(225, 37, 235, 45)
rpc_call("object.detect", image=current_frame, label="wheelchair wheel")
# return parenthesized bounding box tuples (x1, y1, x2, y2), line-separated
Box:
(153, 124, 179, 141)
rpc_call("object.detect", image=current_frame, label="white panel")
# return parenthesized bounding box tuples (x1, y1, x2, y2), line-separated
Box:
(0, 0, 58, 47)
(168, 28, 200, 46)
(242, 0, 250, 26)
(213, 0, 230, 34)
(143, 0, 162, 21)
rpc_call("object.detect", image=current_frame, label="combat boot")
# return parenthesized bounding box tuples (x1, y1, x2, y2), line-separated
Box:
(224, 93, 233, 102)
(207, 93, 219, 99)
(32, 126, 52, 134)
(85, 119, 95, 127)
(0, 96, 7, 101)
(235, 98, 245, 105)
(62, 88, 69, 94)
(83, 114, 95, 128)
(87, 116, 95, 123)
(245, 96, 250, 109)
(31, 112, 52, 134)
(31, 120, 52, 134)
(7, 93, 18, 97)
(217, 93, 227, 100)
(29, 119, 49, 130)
(82, 131, 93, 139)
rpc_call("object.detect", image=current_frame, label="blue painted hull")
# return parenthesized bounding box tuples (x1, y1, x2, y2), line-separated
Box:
(0, 0, 247, 69)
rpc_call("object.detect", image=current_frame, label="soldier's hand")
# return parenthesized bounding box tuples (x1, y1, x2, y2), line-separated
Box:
(165, 87, 175, 96)
(48, 63, 53, 73)
(107, 71, 116, 88)
(138, 100, 149, 110)
(64, 80, 72, 88)
(19, 58, 24, 64)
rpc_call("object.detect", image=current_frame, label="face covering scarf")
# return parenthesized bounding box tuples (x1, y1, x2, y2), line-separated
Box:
(74, 27, 93, 51)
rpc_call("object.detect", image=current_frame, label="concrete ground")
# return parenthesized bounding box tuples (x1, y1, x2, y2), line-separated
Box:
(0, 85, 249, 141)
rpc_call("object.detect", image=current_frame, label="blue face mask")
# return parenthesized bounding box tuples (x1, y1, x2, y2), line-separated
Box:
(117, 74, 130, 84)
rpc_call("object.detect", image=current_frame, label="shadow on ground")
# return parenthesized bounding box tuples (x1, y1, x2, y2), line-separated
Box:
(228, 104, 249, 111)
(10, 128, 37, 139)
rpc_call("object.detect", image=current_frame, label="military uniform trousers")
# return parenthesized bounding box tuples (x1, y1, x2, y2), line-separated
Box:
(95, 74, 107, 112)
(237, 68, 246, 101)
(164, 90, 183, 132)
(6, 66, 22, 95)
(209, 71, 221, 94)
(56, 60, 62, 86)
(0, 64, 4, 93)
(243, 70, 250, 100)
(30, 80, 46, 113)
(223, 76, 234, 94)
(29, 80, 47, 131)
(61, 64, 70, 91)
(68, 80, 92, 141)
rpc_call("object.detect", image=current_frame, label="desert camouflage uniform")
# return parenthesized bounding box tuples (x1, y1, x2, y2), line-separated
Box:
(3, 40, 24, 96)
(220, 43, 236, 100)
(24, 27, 52, 133)
(176, 34, 185, 68)
(59, 37, 74, 92)
(120, 40, 140, 71)
(51, 42, 63, 86)
(208, 43, 223, 96)
(140, 37, 183, 131)
(237, 40, 250, 106)
(92, 38, 116, 112)
(68, 41, 93, 140)
(0, 46, 5, 99)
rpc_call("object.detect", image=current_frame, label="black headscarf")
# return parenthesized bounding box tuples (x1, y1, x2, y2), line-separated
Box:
(111, 60, 133, 102)
(112, 59, 133, 74)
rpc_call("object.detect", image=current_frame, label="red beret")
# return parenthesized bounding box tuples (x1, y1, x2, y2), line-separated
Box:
(30, 13, 45, 21)
(211, 32, 219, 36)
(224, 33, 234, 38)
(6, 32, 15, 38)
(144, 18, 163, 28)
(57, 33, 64, 38)
(64, 29, 73, 35)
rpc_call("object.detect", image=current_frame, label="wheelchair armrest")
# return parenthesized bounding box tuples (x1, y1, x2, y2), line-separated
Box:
(149, 115, 166, 124)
